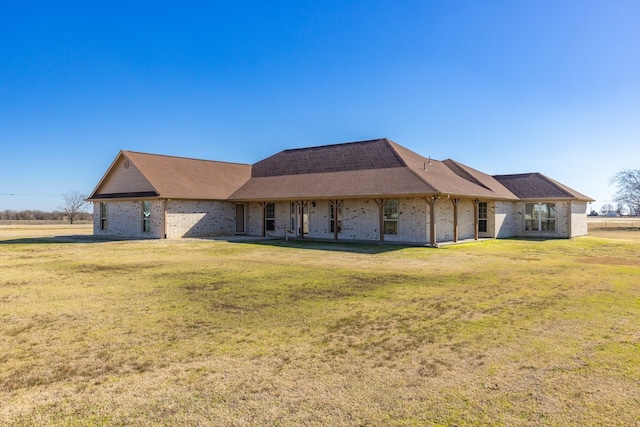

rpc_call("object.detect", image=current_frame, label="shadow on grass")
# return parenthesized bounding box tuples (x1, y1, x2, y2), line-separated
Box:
(234, 238, 410, 254)
(0, 235, 127, 245)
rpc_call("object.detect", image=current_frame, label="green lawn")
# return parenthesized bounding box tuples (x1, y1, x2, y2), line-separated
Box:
(1, 228, 639, 426)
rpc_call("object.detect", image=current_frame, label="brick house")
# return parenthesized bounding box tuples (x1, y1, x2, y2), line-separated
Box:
(87, 138, 593, 245)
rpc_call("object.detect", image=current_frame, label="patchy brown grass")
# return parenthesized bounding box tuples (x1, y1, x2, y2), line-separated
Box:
(0, 227, 639, 426)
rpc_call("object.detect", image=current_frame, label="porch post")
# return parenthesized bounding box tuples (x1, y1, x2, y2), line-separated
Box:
(298, 201, 303, 239)
(259, 201, 267, 237)
(331, 200, 343, 241)
(428, 196, 437, 247)
(298, 201, 308, 239)
(451, 198, 460, 242)
(473, 199, 479, 241)
(375, 199, 385, 242)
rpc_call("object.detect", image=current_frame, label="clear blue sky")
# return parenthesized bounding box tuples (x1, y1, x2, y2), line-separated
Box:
(2, 1, 639, 212)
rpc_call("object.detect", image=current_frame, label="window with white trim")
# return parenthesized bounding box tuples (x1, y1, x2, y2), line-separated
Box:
(525, 203, 556, 231)
(383, 200, 398, 235)
(478, 202, 488, 233)
(100, 203, 108, 230)
(142, 201, 151, 232)
(265, 203, 275, 231)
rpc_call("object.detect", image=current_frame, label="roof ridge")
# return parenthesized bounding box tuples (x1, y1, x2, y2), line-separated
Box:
(251, 138, 405, 178)
(122, 150, 251, 166)
(384, 140, 439, 193)
(278, 138, 388, 154)
(493, 172, 537, 178)
(442, 159, 492, 191)
(380, 138, 409, 168)
(495, 172, 573, 197)
(534, 173, 576, 198)
(492, 172, 592, 200)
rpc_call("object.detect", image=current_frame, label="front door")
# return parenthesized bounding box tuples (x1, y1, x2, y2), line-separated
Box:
(235, 204, 245, 234)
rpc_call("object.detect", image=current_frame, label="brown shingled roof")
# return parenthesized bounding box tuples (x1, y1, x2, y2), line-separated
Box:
(230, 167, 436, 201)
(386, 140, 518, 199)
(89, 150, 251, 200)
(494, 173, 594, 201)
(251, 139, 405, 177)
(230, 138, 520, 201)
(89, 139, 592, 204)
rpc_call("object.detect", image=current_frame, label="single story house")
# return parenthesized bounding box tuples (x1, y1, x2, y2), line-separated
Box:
(87, 138, 593, 246)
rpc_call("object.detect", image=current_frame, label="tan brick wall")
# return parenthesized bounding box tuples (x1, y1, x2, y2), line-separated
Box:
(95, 198, 588, 242)
(570, 201, 588, 237)
(245, 202, 293, 238)
(93, 200, 163, 239)
(308, 198, 430, 243)
(166, 200, 235, 238)
(308, 199, 381, 241)
(494, 201, 517, 238)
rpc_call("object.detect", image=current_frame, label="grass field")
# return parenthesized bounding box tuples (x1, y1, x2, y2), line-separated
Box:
(1, 225, 639, 426)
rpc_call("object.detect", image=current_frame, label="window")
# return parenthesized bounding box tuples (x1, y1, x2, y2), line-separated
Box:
(142, 201, 151, 232)
(478, 202, 488, 233)
(330, 204, 342, 233)
(100, 203, 108, 230)
(525, 203, 556, 231)
(383, 200, 398, 235)
(265, 203, 275, 231)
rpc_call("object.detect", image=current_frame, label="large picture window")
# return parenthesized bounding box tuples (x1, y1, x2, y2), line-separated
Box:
(265, 203, 275, 231)
(525, 203, 556, 231)
(142, 201, 151, 232)
(100, 203, 108, 230)
(383, 200, 398, 235)
(478, 202, 488, 233)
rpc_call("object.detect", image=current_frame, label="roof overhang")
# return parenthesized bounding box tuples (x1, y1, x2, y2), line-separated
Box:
(87, 191, 159, 201)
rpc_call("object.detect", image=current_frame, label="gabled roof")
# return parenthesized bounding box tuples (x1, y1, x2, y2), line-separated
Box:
(251, 139, 405, 177)
(494, 173, 594, 201)
(232, 139, 435, 200)
(386, 140, 518, 199)
(88, 150, 251, 201)
(230, 138, 519, 201)
(88, 139, 592, 204)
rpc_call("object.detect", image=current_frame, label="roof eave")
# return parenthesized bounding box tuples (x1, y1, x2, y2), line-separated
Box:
(517, 196, 595, 202)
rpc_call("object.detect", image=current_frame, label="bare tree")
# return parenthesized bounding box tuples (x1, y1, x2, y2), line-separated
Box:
(600, 203, 614, 216)
(609, 169, 640, 217)
(61, 190, 88, 224)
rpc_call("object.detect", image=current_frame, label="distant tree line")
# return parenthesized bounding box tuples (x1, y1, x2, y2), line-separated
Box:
(0, 209, 92, 221)
(594, 203, 637, 217)
(0, 191, 91, 223)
